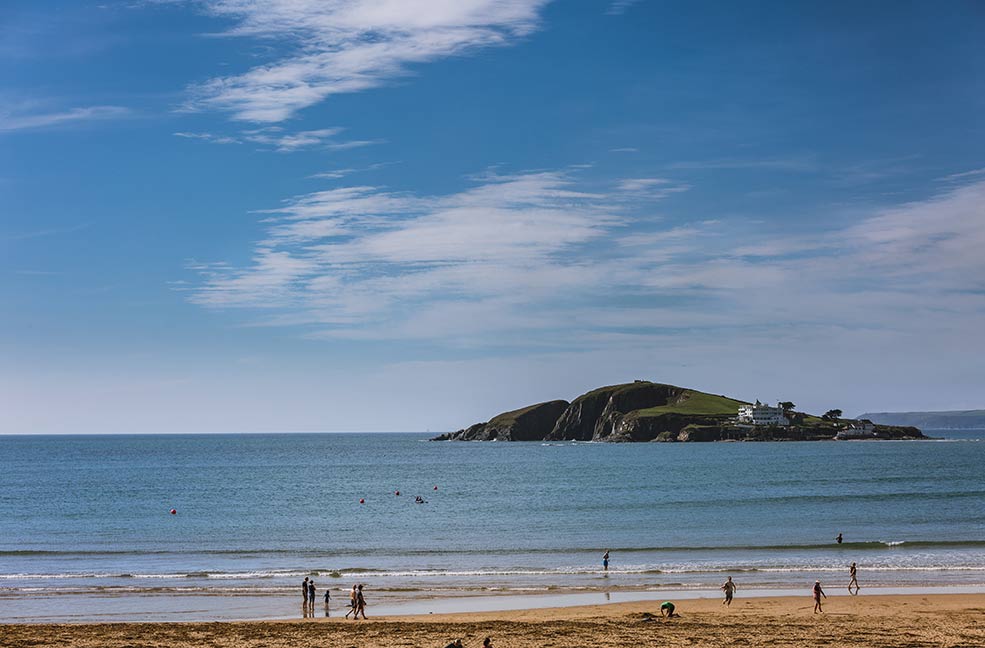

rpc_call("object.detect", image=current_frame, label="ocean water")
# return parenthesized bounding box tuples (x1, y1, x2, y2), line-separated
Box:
(1, 430, 984, 621)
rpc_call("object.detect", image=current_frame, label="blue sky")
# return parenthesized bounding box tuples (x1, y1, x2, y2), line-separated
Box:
(2, 0, 984, 433)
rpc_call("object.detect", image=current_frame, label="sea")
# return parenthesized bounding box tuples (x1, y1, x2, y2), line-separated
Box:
(2, 430, 984, 622)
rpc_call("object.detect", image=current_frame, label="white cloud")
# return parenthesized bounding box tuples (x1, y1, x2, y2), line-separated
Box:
(0, 105, 129, 131)
(173, 126, 381, 152)
(185, 174, 985, 355)
(174, 0, 551, 122)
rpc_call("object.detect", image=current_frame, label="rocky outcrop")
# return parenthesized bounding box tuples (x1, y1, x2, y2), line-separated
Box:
(432, 400, 570, 441)
(547, 382, 688, 441)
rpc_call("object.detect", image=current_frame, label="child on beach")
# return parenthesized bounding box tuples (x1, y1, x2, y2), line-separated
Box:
(813, 580, 827, 613)
(660, 601, 677, 618)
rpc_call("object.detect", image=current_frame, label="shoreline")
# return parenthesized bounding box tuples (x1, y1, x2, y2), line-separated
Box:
(2, 592, 983, 647)
(4, 584, 985, 624)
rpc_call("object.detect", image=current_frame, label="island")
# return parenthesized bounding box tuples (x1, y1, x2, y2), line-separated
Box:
(432, 381, 925, 442)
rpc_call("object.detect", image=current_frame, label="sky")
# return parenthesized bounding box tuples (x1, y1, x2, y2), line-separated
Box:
(1, 1, 984, 434)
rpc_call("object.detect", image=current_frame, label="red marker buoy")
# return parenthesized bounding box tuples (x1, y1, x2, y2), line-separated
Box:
(395, 490, 400, 496)
(170, 509, 177, 515)
(433, 485, 438, 491)
(359, 499, 365, 504)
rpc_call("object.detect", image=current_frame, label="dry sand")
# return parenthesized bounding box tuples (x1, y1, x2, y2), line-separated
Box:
(2, 593, 983, 647)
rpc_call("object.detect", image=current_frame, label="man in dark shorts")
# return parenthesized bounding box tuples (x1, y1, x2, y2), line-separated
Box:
(302, 576, 309, 604)
(660, 601, 677, 618)
(721, 576, 737, 605)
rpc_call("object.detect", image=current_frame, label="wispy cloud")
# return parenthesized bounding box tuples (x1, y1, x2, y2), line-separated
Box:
(1, 222, 90, 241)
(185, 173, 985, 351)
(174, 126, 382, 152)
(668, 157, 816, 172)
(173, 0, 551, 122)
(938, 167, 985, 183)
(606, 0, 642, 15)
(609, 147, 638, 153)
(0, 105, 129, 132)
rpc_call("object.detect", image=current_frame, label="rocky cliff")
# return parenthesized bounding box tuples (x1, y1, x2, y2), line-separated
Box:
(432, 400, 570, 441)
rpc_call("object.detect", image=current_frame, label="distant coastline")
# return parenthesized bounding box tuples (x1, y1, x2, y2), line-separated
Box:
(857, 409, 985, 429)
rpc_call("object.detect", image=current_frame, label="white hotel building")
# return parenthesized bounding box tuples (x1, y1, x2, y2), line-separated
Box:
(737, 401, 790, 426)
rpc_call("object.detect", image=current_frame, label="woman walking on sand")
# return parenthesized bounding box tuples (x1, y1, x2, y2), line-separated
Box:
(812, 580, 827, 613)
(354, 584, 367, 620)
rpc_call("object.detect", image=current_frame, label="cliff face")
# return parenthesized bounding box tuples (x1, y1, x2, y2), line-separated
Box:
(547, 382, 688, 441)
(433, 400, 570, 441)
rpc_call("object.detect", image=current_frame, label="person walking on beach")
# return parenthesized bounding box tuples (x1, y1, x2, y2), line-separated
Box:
(345, 584, 357, 619)
(307, 580, 315, 609)
(302, 576, 309, 605)
(721, 576, 737, 605)
(355, 584, 368, 619)
(602, 550, 609, 571)
(812, 580, 827, 613)
(848, 562, 859, 595)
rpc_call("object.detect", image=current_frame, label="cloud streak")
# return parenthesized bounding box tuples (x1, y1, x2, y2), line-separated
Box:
(0, 105, 129, 132)
(185, 172, 985, 353)
(176, 0, 551, 122)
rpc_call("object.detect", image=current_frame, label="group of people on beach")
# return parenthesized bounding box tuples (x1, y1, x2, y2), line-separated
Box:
(601, 549, 861, 616)
(302, 578, 367, 619)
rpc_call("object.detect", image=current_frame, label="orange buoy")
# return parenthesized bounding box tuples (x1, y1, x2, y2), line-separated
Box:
(170, 509, 177, 515)
(359, 499, 365, 504)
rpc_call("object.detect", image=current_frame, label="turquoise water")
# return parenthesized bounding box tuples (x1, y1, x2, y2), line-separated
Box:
(1, 431, 984, 621)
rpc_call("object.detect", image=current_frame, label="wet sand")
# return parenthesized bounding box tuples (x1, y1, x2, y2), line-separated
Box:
(2, 593, 984, 647)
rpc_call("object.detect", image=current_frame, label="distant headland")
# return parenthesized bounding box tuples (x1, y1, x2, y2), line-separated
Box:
(856, 409, 985, 429)
(432, 381, 925, 442)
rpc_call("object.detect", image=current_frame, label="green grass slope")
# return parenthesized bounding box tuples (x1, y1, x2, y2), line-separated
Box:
(634, 390, 748, 417)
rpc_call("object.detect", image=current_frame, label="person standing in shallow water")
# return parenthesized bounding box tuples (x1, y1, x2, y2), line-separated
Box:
(836, 533, 843, 544)
(302, 577, 309, 605)
(602, 550, 609, 571)
(813, 580, 827, 613)
(848, 562, 859, 595)
(307, 580, 315, 609)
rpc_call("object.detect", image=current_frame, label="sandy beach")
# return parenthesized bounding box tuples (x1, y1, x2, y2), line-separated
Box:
(2, 593, 983, 648)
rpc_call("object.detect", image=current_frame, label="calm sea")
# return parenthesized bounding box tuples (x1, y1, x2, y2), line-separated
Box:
(1, 431, 984, 621)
